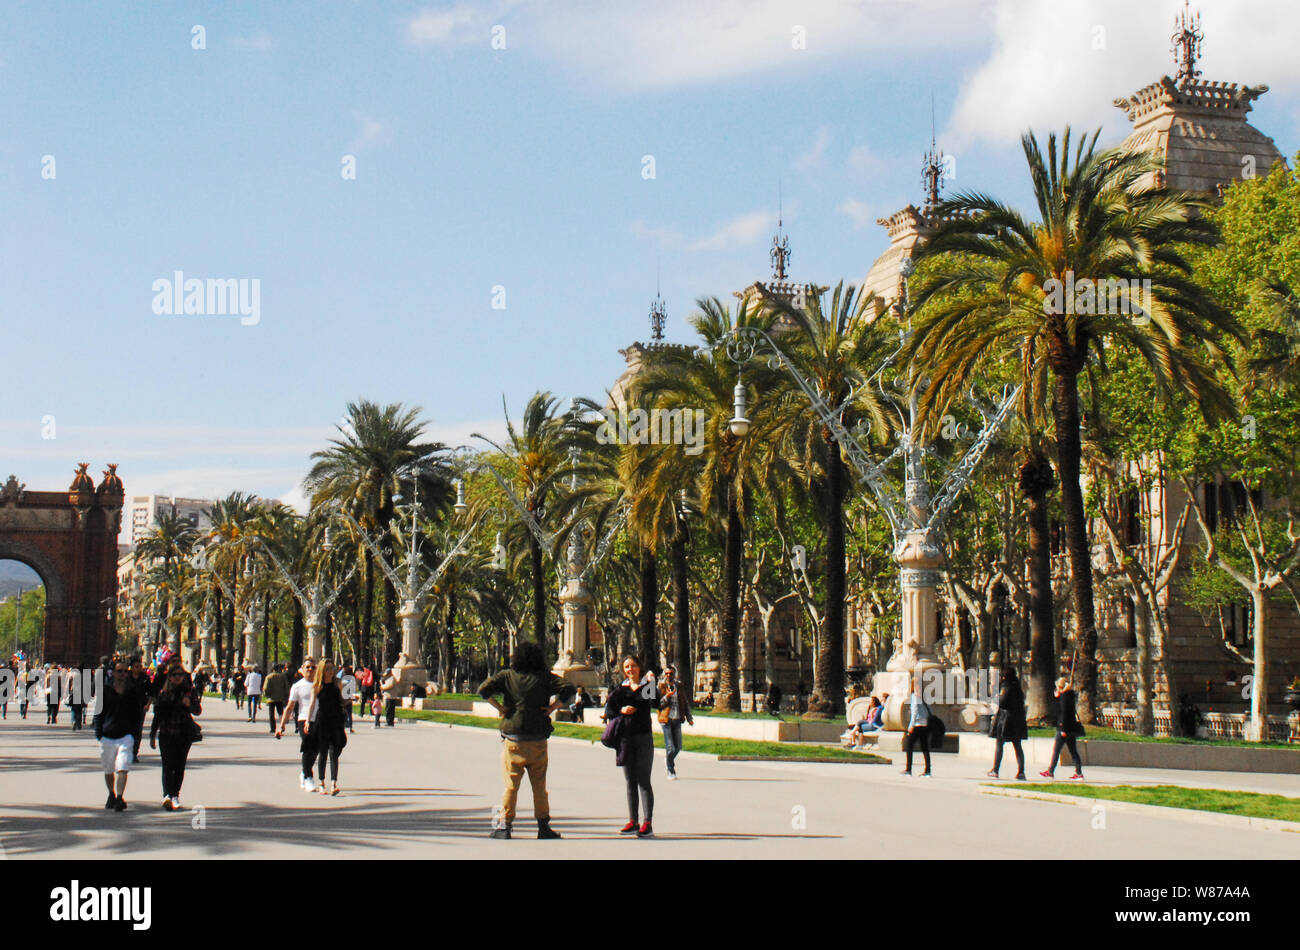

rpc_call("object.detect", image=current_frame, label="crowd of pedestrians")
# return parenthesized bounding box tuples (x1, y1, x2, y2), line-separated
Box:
(9, 642, 1095, 839)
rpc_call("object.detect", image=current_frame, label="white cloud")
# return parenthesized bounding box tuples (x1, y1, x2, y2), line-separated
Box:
(231, 30, 273, 52)
(838, 198, 873, 229)
(405, 4, 503, 48)
(631, 219, 684, 250)
(688, 211, 776, 251)
(793, 126, 832, 171)
(947, 0, 1300, 149)
(847, 143, 889, 177)
(350, 114, 390, 152)
(407, 0, 989, 90)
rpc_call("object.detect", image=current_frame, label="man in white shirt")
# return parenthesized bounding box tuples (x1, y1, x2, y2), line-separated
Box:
(275, 659, 320, 792)
(245, 667, 264, 722)
(338, 666, 358, 734)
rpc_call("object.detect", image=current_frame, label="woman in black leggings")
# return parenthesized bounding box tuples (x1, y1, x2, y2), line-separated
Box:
(604, 655, 658, 838)
(1041, 677, 1086, 780)
(305, 660, 348, 795)
(149, 665, 202, 811)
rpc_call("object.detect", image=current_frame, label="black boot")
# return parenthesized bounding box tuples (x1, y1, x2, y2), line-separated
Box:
(537, 819, 561, 840)
(489, 825, 512, 839)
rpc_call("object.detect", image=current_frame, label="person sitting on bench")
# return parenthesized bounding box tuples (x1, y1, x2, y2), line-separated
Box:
(845, 695, 885, 748)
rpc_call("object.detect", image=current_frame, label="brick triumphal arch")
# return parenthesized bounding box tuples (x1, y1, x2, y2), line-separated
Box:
(0, 465, 123, 663)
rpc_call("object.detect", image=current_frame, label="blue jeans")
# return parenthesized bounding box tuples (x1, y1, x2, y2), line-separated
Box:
(661, 721, 683, 775)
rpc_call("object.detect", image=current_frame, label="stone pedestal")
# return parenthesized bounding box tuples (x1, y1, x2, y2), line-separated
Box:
(243, 608, 261, 670)
(306, 614, 325, 661)
(197, 633, 215, 673)
(872, 526, 991, 732)
(553, 574, 601, 689)
(387, 600, 427, 699)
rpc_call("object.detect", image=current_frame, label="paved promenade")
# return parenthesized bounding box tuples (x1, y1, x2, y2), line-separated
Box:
(1, 699, 1295, 859)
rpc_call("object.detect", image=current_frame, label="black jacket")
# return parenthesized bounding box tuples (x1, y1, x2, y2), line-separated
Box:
(1056, 690, 1086, 737)
(94, 681, 143, 740)
(991, 680, 1028, 741)
(605, 678, 659, 736)
(479, 669, 575, 740)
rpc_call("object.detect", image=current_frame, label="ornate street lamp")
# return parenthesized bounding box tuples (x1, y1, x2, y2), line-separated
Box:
(729, 381, 751, 437)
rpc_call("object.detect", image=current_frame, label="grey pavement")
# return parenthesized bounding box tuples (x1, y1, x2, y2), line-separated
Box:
(0, 698, 1296, 859)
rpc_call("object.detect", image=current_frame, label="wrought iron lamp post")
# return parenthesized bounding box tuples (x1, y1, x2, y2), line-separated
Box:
(725, 266, 1020, 729)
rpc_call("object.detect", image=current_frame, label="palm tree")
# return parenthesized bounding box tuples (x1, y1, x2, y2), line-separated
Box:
(305, 400, 453, 667)
(205, 492, 261, 668)
(765, 281, 893, 718)
(621, 419, 700, 688)
(473, 392, 599, 661)
(909, 128, 1239, 720)
(136, 510, 199, 648)
(639, 297, 791, 711)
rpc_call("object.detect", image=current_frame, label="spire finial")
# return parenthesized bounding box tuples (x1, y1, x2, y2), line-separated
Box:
(770, 179, 790, 281)
(1172, 0, 1203, 88)
(921, 95, 945, 211)
(649, 260, 666, 343)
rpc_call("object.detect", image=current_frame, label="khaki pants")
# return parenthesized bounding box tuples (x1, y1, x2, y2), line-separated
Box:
(501, 738, 550, 825)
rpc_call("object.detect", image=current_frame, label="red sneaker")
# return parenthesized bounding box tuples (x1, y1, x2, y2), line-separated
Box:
(619, 821, 638, 834)
(636, 822, 653, 838)
(1038, 770, 1054, 779)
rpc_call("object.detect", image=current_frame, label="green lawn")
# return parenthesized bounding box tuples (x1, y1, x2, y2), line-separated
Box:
(1026, 726, 1297, 751)
(1015, 783, 1300, 823)
(397, 708, 882, 762)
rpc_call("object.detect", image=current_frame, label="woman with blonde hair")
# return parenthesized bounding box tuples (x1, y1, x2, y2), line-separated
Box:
(305, 659, 348, 795)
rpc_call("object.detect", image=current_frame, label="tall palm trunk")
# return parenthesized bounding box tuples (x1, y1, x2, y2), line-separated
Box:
(717, 482, 743, 712)
(363, 550, 374, 666)
(671, 516, 691, 695)
(291, 600, 304, 670)
(443, 585, 458, 691)
(261, 595, 270, 672)
(226, 567, 238, 669)
(213, 587, 225, 671)
(1052, 369, 1100, 721)
(529, 534, 546, 652)
(325, 609, 334, 659)
(810, 437, 847, 718)
(639, 546, 659, 668)
(1020, 453, 1057, 722)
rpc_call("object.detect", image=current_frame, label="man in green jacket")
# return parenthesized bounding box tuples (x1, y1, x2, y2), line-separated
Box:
(478, 641, 576, 840)
(262, 665, 290, 735)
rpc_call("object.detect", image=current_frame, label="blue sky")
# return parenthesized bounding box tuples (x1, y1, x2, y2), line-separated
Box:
(1, 0, 1297, 531)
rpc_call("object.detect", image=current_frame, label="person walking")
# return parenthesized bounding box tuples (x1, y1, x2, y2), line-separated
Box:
(604, 655, 658, 837)
(902, 675, 932, 777)
(149, 664, 202, 810)
(18, 666, 32, 719)
(478, 641, 575, 839)
(93, 660, 143, 811)
(657, 664, 693, 780)
(1040, 677, 1086, 781)
(128, 654, 152, 762)
(232, 668, 246, 713)
(987, 667, 1028, 781)
(305, 660, 348, 796)
(68, 666, 87, 731)
(357, 664, 374, 718)
(276, 658, 321, 792)
(339, 665, 358, 733)
(45, 666, 61, 724)
(379, 668, 399, 727)
(263, 664, 288, 734)
(245, 666, 263, 722)
(370, 691, 383, 728)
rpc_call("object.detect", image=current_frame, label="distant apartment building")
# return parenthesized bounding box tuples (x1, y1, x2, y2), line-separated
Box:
(127, 495, 215, 549)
